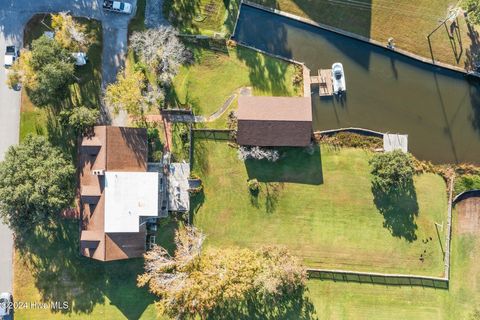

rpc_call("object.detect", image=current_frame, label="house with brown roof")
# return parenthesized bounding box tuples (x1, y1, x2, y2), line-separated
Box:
(236, 96, 313, 147)
(79, 126, 163, 261)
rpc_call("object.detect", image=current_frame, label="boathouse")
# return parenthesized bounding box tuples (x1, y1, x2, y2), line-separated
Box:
(236, 96, 312, 147)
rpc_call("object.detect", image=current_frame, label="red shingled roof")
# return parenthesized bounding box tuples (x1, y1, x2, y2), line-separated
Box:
(79, 126, 149, 261)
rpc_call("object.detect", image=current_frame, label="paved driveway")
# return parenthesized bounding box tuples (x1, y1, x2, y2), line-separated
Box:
(0, 0, 136, 293)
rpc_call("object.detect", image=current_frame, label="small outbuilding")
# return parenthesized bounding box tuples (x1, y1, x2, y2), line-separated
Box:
(236, 96, 312, 147)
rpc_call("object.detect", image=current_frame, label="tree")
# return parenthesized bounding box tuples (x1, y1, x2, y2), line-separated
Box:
(369, 150, 415, 192)
(7, 35, 75, 106)
(51, 12, 91, 51)
(138, 226, 306, 319)
(29, 59, 75, 107)
(464, 0, 480, 25)
(105, 69, 148, 116)
(61, 106, 99, 135)
(0, 135, 75, 231)
(129, 26, 192, 84)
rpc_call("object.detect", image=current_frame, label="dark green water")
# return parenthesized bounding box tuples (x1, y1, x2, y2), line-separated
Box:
(233, 5, 480, 164)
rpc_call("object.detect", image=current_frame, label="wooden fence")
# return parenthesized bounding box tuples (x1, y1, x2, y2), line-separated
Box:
(307, 269, 448, 289)
(192, 129, 232, 140)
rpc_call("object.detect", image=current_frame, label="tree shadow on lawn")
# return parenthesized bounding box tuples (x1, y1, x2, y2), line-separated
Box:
(235, 44, 291, 96)
(208, 287, 318, 320)
(372, 183, 419, 242)
(163, 0, 201, 34)
(15, 220, 154, 319)
(245, 145, 323, 185)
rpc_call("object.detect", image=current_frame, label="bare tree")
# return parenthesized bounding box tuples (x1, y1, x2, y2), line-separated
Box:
(238, 146, 280, 162)
(174, 226, 205, 267)
(129, 26, 192, 84)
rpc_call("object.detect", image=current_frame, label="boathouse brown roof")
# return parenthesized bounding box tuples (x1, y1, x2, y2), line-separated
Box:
(236, 96, 312, 147)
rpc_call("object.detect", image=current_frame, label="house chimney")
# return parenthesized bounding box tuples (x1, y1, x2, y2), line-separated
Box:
(92, 169, 105, 176)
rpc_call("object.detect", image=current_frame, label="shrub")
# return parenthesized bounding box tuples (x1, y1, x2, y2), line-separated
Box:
(62, 106, 99, 135)
(464, 0, 480, 25)
(248, 178, 260, 195)
(369, 150, 415, 192)
(316, 132, 382, 149)
(454, 175, 480, 195)
(189, 173, 203, 195)
(238, 146, 280, 162)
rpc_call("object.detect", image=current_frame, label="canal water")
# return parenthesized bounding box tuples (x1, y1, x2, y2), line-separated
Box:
(233, 4, 480, 164)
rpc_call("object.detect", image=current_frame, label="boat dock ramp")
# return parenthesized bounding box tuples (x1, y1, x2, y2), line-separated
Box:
(309, 68, 334, 96)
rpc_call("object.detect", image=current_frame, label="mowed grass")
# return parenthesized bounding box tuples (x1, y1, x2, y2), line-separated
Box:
(169, 46, 302, 117)
(192, 141, 448, 276)
(250, 0, 479, 68)
(163, 0, 239, 35)
(13, 221, 164, 320)
(19, 94, 48, 142)
(304, 207, 480, 320)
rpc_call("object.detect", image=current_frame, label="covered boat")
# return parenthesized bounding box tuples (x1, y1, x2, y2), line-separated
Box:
(332, 63, 346, 94)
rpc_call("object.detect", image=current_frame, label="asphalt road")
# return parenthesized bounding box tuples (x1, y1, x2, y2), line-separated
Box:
(0, 0, 136, 294)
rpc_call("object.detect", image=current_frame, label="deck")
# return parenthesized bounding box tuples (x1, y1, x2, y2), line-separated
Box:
(383, 134, 408, 153)
(310, 69, 333, 96)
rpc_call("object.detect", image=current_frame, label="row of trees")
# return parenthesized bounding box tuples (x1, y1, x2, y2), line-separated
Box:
(105, 26, 192, 117)
(138, 226, 307, 319)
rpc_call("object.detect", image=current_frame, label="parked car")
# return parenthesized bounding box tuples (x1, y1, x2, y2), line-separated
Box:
(72, 52, 88, 66)
(103, 0, 132, 14)
(0, 292, 13, 320)
(4, 46, 19, 68)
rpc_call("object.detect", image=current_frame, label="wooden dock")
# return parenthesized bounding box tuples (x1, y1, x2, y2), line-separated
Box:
(310, 69, 333, 96)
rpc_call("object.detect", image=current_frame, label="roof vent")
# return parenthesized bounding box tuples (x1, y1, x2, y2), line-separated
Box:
(92, 169, 105, 176)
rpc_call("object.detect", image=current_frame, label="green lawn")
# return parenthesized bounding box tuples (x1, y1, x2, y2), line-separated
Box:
(163, 0, 239, 35)
(13, 218, 184, 320)
(304, 209, 480, 320)
(13, 220, 164, 320)
(169, 45, 302, 117)
(192, 141, 448, 276)
(250, 0, 479, 69)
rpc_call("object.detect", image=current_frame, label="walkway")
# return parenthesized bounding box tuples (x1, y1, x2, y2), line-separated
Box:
(169, 87, 252, 123)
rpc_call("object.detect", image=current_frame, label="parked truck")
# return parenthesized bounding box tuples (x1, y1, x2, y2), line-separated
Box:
(4, 45, 18, 68)
(102, 0, 132, 14)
